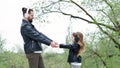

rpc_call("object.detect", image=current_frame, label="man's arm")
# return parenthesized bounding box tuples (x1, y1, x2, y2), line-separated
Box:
(38, 32, 53, 42)
(23, 25, 53, 45)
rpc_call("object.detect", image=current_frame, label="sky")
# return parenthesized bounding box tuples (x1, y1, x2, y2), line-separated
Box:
(0, 0, 97, 53)
(0, 0, 37, 51)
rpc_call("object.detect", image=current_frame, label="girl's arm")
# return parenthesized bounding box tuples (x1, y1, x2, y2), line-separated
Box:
(59, 44, 78, 49)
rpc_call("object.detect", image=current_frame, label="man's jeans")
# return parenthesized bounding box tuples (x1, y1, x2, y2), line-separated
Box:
(26, 53, 45, 68)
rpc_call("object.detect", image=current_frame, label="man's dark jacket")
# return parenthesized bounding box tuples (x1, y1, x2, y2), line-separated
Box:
(21, 19, 52, 54)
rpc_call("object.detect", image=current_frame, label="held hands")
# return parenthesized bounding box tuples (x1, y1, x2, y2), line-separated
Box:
(50, 41, 59, 48)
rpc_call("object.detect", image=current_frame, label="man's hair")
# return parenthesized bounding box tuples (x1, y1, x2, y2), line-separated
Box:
(22, 7, 33, 16)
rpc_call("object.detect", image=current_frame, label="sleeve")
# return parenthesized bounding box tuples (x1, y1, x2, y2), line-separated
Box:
(60, 44, 78, 49)
(23, 25, 52, 45)
(38, 32, 53, 42)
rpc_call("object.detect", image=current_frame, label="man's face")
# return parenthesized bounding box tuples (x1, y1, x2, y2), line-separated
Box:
(28, 11, 34, 22)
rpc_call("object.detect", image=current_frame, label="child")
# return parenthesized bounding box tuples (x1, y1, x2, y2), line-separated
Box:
(58, 32, 85, 68)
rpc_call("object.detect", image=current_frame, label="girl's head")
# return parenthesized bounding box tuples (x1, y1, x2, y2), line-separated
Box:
(72, 32, 85, 56)
(72, 32, 83, 43)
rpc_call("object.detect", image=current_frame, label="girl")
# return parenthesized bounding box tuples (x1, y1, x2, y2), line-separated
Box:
(58, 32, 85, 68)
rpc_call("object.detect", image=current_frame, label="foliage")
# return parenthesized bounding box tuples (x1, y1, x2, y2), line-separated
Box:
(0, 36, 5, 53)
(43, 50, 70, 68)
(0, 51, 28, 68)
(0, 36, 28, 68)
(0, 33, 120, 68)
(82, 31, 120, 68)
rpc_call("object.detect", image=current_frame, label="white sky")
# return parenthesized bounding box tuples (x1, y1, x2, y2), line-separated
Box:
(0, 0, 97, 52)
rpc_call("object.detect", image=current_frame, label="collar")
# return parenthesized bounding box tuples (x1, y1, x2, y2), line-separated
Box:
(22, 19, 28, 22)
(22, 19, 33, 25)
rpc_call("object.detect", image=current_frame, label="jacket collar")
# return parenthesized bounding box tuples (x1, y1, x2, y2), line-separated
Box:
(22, 19, 30, 23)
(22, 19, 33, 25)
(22, 19, 34, 27)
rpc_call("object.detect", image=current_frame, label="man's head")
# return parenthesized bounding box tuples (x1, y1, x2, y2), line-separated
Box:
(22, 7, 34, 22)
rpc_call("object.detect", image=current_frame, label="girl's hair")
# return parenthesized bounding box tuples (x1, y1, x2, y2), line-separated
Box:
(72, 32, 85, 56)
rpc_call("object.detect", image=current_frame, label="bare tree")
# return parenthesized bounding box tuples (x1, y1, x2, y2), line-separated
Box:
(33, 0, 120, 49)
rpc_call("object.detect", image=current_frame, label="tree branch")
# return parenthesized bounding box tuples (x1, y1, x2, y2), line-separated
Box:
(99, 9, 116, 27)
(41, 0, 70, 9)
(69, 0, 120, 47)
(36, 0, 120, 48)
(39, 9, 118, 32)
(103, 0, 119, 26)
(100, 10, 120, 31)
(61, 11, 93, 23)
(85, 47, 108, 68)
(40, 0, 118, 32)
(70, 0, 95, 21)
(97, 24, 120, 49)
(60, 11, 117, 32)
(93, 51, 108, 68)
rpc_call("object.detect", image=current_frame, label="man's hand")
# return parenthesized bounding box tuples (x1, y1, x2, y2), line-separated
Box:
(50, 41, 58, 48)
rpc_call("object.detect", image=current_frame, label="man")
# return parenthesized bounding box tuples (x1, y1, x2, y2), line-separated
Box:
(21, 7, 57, 68)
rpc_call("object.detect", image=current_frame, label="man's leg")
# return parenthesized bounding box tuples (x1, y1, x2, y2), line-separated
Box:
(38, 54, 45, 68)
(26, 53, 40, 68)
